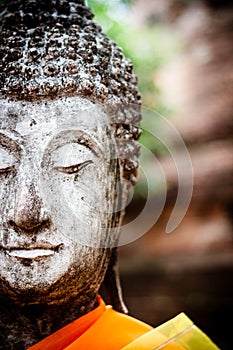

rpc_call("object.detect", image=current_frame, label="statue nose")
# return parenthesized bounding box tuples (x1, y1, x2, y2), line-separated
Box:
(11, 183, 49, 232)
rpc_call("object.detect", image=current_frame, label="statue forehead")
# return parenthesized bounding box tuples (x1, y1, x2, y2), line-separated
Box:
(1, 96, 100, 115)
(0, 97, 111, 133)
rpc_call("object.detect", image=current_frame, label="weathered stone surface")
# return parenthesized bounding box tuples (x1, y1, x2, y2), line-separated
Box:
(0, 0, 142, 185)
(0, 1, 141, 348)
(0, 97, 123, 347)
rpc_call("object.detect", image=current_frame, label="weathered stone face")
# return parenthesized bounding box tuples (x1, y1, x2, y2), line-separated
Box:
(0, 96, 120, 303)
(0, 1, 141, 314)
(0, 0, 142, 187)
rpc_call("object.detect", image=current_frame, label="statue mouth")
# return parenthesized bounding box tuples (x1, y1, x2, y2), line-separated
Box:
(1, 244, 64, 260)
(8, 249, 56, 259)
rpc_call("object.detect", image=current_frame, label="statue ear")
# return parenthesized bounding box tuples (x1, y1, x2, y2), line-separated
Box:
(102, 247, 128, 314)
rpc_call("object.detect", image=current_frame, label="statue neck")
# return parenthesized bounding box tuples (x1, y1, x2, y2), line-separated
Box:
(0, 296, 98, 349)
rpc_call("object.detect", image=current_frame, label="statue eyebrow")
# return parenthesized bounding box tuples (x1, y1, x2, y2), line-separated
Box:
(0, 133, 22, 157)
(48, 130, 104, 158)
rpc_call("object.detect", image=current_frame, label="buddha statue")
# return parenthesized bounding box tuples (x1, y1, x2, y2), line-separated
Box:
(0, 1, 220, 349)
(0, 0, 146, 348)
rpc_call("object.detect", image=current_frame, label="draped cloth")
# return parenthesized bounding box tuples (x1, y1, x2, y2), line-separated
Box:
(28, 297, 219, 350)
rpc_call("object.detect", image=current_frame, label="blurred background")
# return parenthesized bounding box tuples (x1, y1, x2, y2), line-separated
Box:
(88, 0, 233, 348)
(0, 0, 231, 347)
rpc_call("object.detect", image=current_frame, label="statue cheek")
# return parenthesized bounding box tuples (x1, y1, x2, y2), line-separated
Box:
(0, 176, 17, 225)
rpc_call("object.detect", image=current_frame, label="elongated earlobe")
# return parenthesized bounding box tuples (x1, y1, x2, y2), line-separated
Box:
(103, 248, 128, 314)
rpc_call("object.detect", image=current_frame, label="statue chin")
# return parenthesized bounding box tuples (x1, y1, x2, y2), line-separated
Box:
(0, 245, 110, 306)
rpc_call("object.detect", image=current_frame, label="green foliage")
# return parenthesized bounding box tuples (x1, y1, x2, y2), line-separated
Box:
(86, 0, 179, 114)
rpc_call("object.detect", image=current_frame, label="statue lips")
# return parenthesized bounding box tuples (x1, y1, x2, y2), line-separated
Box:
(1, 243, 64, 261)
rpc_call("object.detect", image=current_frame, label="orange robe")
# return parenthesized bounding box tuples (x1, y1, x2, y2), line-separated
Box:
(28, 297, 152, 350)
(28, 297, 219, 350)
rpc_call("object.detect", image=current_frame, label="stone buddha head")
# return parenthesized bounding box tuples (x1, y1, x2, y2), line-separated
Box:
(0, 0, 141, 312)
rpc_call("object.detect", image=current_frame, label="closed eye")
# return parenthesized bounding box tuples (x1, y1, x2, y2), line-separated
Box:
(0, 145, 18, 175)
(53, 160, 93, 174)
(0, 165, 15, 174)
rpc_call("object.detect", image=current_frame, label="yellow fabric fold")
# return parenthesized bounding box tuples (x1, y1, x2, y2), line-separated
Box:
(121, 313, 220, 350)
